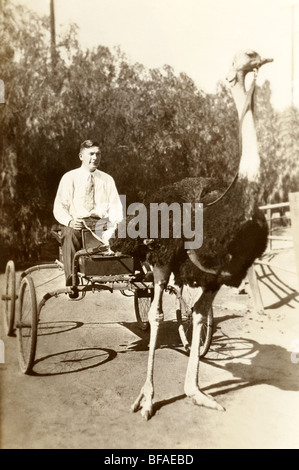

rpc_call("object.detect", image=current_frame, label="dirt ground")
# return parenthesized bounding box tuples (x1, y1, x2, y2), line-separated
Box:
(1, 235, 299, 449)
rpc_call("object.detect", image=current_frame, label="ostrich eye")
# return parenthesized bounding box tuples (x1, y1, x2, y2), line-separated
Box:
(246, 51, 256, 58)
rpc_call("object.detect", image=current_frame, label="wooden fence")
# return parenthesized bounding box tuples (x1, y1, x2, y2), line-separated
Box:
(247, 193, 299, 314)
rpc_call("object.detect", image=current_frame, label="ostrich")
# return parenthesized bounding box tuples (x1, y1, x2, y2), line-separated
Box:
(111, 49, 273, 419)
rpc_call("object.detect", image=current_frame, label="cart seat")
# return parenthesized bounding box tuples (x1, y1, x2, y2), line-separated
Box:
(78, 229, 136, 276)
(78, 254, 135, 276)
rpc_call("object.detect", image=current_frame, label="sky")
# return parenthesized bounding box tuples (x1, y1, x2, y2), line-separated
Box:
(12, 0, 299, 110)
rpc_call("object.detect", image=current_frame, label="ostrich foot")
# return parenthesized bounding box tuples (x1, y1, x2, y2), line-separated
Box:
(186, 388, 225, 411)
(131, 384, 154, 421)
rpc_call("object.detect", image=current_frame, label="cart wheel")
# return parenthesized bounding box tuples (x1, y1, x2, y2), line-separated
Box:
(134, 289, 153, 330)
(16, 275, 38, 374)
(2, 260, 16, 336)
(177, 285, 213, 357)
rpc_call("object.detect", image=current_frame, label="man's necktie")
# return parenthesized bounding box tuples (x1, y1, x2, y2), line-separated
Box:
(83, 173, 95, 211)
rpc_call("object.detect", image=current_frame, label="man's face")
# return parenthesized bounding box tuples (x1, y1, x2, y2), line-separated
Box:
(79, 146, 101, 172)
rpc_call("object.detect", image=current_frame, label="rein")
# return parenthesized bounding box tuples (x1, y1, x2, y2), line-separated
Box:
(205, 74, 257, 207)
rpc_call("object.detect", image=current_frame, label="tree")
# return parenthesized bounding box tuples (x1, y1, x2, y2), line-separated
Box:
(255, 80, 281, 204)
(274, 107, 299, 201)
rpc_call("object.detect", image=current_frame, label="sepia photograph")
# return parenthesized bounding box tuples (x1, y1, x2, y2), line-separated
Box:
(0, 0, 299, 451)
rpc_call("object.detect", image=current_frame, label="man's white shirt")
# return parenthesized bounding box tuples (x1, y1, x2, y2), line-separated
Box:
(53, 166, 123, 241)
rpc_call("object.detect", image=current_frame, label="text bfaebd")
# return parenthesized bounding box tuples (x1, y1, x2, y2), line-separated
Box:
(149, 455, 193, 464)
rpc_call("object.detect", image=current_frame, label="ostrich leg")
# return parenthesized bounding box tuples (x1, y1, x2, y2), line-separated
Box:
(184, 288, 225, 411)
(131, 268, 169, 420)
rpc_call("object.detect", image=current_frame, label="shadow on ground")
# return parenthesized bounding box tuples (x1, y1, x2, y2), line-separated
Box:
(32, 347, 117, 376)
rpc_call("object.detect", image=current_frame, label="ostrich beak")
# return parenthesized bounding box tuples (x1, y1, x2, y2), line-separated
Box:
(259, 57, 274, 67)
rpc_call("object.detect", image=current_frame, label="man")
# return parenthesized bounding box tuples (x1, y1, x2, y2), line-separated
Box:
(53, 140, 123, 290)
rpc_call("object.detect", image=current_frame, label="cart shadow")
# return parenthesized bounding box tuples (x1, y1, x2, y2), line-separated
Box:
(31, 347, 117, 376)
(119, 320, 186, 352)
(205, 339, 299, 393)
(37, 320, 84, 336)
(119, 314, 242, 353)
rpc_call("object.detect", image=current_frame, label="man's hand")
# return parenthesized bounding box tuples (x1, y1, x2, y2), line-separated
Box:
(69, 218, 85, 230)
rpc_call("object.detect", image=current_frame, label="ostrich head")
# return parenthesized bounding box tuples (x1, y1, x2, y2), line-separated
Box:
(227, 49, 273, 85)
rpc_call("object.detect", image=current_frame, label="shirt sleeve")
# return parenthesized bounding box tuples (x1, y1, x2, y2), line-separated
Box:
(106, 178, 124, 225)
(53, 173, 73, 227)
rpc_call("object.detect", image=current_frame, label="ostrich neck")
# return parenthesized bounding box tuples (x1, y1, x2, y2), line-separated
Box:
(230, 73, 260, 182)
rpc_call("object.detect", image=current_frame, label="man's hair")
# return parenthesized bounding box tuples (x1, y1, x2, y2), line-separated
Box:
(80, 140, 100, 152)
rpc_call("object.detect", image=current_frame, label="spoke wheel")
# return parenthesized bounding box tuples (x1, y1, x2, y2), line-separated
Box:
(2, 260, 16, 336)
(16, 275, 38, 374)
(177, 285, 213, 357)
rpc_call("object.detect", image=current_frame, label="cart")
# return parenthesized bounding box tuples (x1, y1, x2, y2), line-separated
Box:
(1, 231, 213, 374)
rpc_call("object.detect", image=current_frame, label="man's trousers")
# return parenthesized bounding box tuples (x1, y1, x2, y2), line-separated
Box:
(61, 226, 82, 285)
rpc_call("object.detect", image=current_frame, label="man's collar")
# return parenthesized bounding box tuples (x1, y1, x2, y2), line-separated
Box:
(79, 165, 99, 176)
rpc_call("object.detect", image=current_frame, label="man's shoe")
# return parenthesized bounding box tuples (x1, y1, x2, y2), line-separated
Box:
(68, 288, 79, 299)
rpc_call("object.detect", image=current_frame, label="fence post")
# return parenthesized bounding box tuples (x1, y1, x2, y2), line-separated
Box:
(289, 192, 299, 290)
(247, 265, 264, 315)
